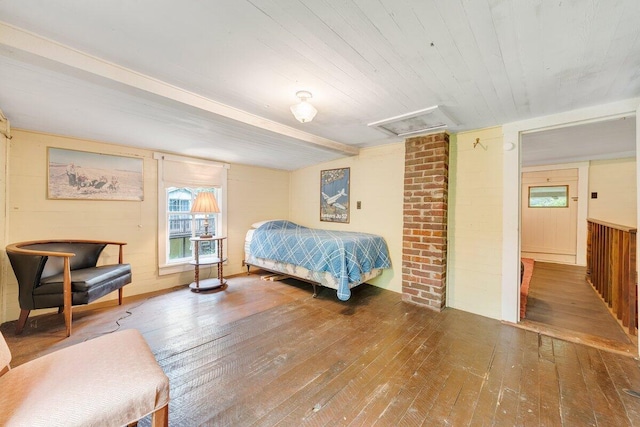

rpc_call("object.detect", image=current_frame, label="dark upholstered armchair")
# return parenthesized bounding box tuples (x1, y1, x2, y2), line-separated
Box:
(6, 240, 132, 337)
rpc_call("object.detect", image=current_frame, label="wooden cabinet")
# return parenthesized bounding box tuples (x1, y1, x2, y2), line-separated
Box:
(189, 236, 227, 292)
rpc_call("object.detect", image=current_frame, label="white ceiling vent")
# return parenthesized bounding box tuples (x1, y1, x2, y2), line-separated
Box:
(368, 105, 454, 137)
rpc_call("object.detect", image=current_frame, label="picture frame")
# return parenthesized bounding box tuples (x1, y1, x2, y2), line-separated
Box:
(47, 147, 144, 201)
(320, 167, 350, 223)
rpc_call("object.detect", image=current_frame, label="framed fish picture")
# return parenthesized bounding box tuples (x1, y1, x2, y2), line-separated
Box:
(320, 167, 350, 223)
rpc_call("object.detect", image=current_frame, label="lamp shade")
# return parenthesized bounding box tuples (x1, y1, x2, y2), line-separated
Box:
(190, 192, 220, 214)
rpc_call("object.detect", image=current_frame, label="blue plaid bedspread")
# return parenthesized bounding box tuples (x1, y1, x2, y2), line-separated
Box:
(249, 221, 391, 301)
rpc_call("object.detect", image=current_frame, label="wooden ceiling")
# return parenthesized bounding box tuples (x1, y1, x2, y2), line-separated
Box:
(0, 1, 638, 170)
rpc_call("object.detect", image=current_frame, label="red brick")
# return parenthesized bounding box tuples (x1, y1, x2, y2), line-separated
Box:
(402, 132, 449, 310)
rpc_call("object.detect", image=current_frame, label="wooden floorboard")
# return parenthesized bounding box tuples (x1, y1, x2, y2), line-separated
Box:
(521, 261, 637, 356)
(3, 271, 640, 426)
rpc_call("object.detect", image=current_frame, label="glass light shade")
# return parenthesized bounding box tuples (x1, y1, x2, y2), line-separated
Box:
(290, 100, 318, 123)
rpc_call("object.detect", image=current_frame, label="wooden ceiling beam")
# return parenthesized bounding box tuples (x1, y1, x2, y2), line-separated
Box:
(0, 22, 359, 157)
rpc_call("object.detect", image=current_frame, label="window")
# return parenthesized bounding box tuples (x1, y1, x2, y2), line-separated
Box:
(528, 185, 569, 208)
(155, 153, 228, 274)
(166, 187, 220, 262)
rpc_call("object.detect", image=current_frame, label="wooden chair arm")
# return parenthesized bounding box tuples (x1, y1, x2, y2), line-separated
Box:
(6, 243, 75, 258)
(6, 240, 128, 337)
(6, 240, 127, 258)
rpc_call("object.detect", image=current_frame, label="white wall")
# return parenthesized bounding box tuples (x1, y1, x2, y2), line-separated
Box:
(448, 127, 504, 319)
(589, 157, 637, 227)
(290, 143, 405, 293)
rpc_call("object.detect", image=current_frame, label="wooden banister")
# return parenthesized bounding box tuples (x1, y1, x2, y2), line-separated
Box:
(587, 219, 637, 335)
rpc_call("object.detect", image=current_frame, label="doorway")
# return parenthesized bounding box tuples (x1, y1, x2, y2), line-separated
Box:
(513, 114, 637, 351)
(521, 168, 578, 264)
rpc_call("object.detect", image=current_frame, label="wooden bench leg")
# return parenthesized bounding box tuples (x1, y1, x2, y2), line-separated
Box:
(15, 309, 30, 334)
(119, 287, 124, 305)
(151, 405, 169, 427)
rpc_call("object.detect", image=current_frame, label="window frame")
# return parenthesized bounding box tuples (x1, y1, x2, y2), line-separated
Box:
(154, 153, 228, 276)
(527, 185, 569, 208)
(166, 187, 221, 264)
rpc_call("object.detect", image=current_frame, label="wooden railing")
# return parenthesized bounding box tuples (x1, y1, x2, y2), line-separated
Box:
(586, 219, 637, 335)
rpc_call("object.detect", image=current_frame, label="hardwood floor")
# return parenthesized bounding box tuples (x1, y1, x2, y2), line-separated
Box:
(3, 272, 640, 426)
(521, 261, 637, 355)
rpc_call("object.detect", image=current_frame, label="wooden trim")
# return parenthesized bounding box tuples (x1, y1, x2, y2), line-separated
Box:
(622, 232, 630, 327)
(0, 22, 358, 157)
(612, 230, 620, 314)
(6, 240, 127, 257)
(587, 218, 637, 233)
(63, 256, 72, 337)
(587, 220, 638, 336)
(151, 405, 169, 427)
(586, 221, 593, 281)
(6, 239, 128, 338)
(629, 230, 637, 335)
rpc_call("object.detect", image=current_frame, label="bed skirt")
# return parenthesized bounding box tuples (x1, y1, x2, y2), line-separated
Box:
(245, 252, 383, 294)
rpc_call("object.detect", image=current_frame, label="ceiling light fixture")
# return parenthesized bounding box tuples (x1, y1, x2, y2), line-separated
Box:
(290, 90, 317, 123)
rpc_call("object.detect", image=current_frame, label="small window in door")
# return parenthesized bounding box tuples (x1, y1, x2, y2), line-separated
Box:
(528, 185, 569, 208)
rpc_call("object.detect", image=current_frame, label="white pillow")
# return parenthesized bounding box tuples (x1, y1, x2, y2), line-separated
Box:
(250, 220, 283, 229)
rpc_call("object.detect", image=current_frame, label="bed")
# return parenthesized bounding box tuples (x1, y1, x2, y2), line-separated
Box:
(244, 220, 391, 300)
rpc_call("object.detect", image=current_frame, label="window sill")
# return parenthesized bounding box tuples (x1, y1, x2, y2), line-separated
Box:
(158, 262, 193, 276)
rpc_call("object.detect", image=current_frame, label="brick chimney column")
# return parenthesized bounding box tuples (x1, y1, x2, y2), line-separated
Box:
(402, 133, 449, 310)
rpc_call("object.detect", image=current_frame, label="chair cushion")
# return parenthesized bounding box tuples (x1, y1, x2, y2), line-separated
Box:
(35, 264, 131, 294)
(0, 329, 169, 427)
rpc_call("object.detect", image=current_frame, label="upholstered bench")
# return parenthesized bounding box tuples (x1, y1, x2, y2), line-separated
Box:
(6, 240, 132, 337)
(0, 328, 169, 426)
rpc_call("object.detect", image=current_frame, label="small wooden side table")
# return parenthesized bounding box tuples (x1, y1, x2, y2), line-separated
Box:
(189, 236, 227, 292)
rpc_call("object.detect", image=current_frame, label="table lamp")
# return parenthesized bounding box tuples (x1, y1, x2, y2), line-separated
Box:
(190, 191, 220, 238)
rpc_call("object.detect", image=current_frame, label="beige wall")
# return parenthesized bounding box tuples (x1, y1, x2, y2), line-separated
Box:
(290, 143, 405, 293)
(1, 129, 290, 322)
(227, 163, 290, 272)
(1, 125, 512, 323)
(0, 114, 8, 322)
(448, 127, 504, 319)
(289, 129, 507, 319)
(588, 157, 637, 227)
